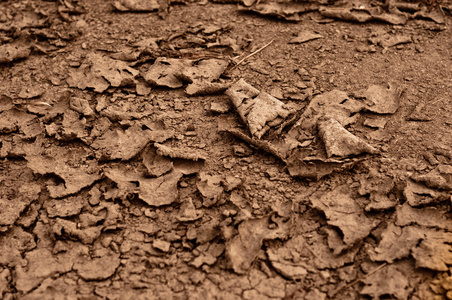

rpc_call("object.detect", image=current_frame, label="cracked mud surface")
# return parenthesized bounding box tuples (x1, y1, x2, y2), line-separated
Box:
(1, 0, 452, 299)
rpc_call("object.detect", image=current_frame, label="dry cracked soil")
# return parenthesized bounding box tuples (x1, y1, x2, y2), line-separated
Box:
(1, 0, 452, 299)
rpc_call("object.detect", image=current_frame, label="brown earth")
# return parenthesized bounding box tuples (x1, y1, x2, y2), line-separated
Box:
(1, 0, 452, 299)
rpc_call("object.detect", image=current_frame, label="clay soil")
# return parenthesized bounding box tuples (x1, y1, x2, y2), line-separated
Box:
(1, 0, 452, 299)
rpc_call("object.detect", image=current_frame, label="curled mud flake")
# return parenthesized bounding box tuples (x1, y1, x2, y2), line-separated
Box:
(185, 81, 231, 96)
(74, 252, 120, 281)
(25, 142, 101, 198)
(353, 84, 400, 114)
(240, 2, 320, 22)
(143, 57, 190, 88)
(318, 118, 378, 159)
(14, 248, 73, 294)
(411, 229, 452, 271)
(369, 222, 424, 263)
(44, 196, 85, 218)
(291, 89, 364, 131)
(179, 59, 229, 83)
(70, 97, 95, 117)
(113, 0, 160, 12)
(267, 246, 308, 281)
(310, 185, 379, 246)
(410, 171, 452, 191)
(226, 214, 290, 274)
(0, 183, 40, 227)
(395, 202, 452, 230)
(320, 4, 408, 25)
(0, 41, 32, 64)
(105, 167, 182, 206)
(52, 110, 88, 141)
(154, 143, 207, 161)
(67, 53, 139, 93)
(53, 218, 102, 244)
(403, 180, 449, 206)
(359, 173, 396, 211)
(91, 125, 171, 161)
(141, 145, 173, 177)
(0, 108, 36, 134)
(196, 172, 224, 207)
(0, 227, 36, 267)
(360, 264, 411, 300)
(286, 151, 360, 180)
(289, 30, 323, 44)
(138, 171, 182, 206)
(226, 79, 296, 139)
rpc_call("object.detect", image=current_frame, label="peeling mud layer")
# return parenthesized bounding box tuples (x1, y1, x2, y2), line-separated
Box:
(1, 0, 452, 299)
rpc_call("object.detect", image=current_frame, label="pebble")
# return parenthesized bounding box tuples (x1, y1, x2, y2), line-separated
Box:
(153, 239, 171, 253)
(144, 209, 158, 219)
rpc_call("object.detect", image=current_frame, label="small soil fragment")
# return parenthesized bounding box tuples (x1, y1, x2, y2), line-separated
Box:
(177, 197, 203, 222)
(364, 118, 387, 129)
(153, 239, 171, 253)
(406, 103, 431, 121)
(359, 173, 396, 211)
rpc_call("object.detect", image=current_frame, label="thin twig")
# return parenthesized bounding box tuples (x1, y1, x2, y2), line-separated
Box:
(220, 128, 287, 163)
(330, 263, 388, 297)
(231, 40, 274, 70)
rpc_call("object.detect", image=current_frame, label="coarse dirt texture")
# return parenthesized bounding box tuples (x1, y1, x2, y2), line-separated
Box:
(1, 0, 452, 299)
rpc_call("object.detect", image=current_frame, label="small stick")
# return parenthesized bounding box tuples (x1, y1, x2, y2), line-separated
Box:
(231, 40, 274, 70)
(220, 128, 286, 162)
(330, 263, 388, 297)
